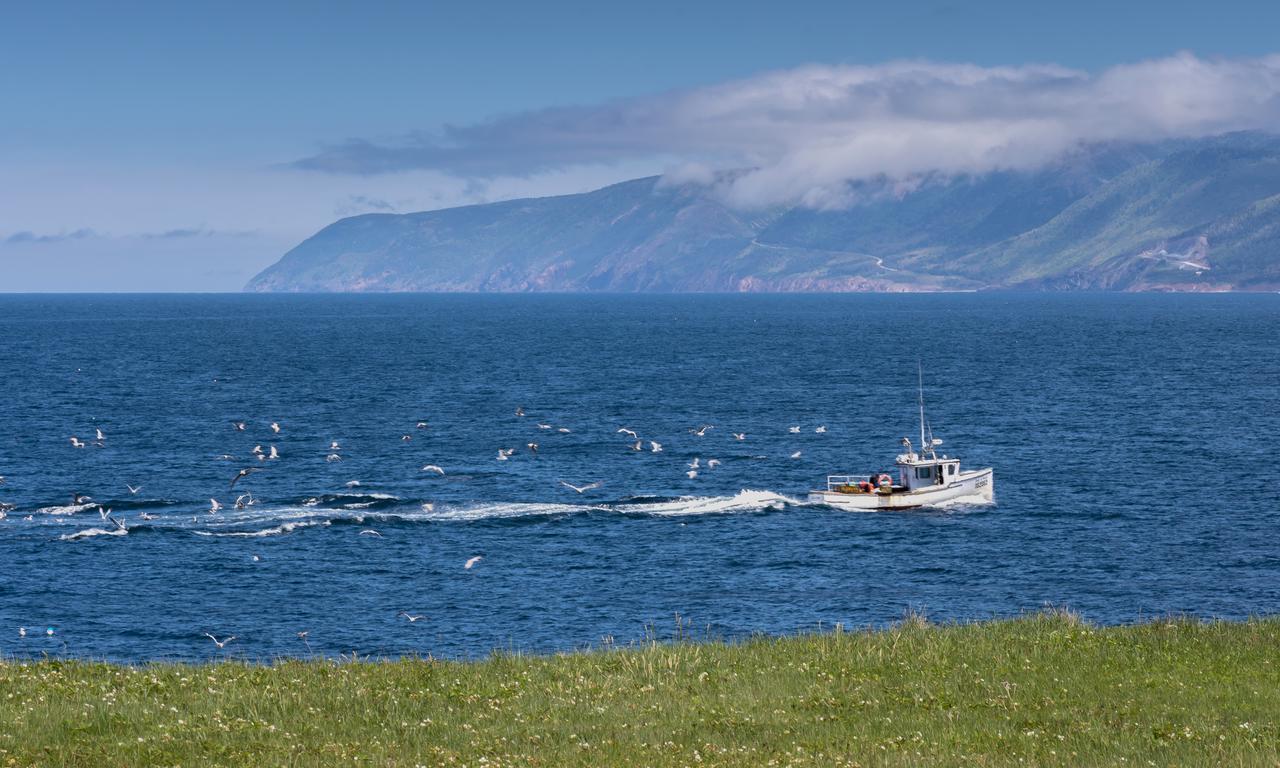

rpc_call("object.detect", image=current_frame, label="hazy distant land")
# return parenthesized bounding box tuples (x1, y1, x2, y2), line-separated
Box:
(248, 133, 1280, 293)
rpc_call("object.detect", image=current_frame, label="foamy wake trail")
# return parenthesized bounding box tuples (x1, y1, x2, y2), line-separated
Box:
(412, 501, 591, 522)
(36, 502, 97, 516)
(60, 526, 128, 541)
(194, 519, 331, 537)
(614, 489, 802, 516)
(415, 489, 803, 522)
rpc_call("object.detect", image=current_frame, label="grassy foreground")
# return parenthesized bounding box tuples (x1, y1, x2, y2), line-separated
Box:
(2, 613, 1279, 767)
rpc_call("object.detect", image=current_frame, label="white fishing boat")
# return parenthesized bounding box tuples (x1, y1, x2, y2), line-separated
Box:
(808, 372, 993, 511)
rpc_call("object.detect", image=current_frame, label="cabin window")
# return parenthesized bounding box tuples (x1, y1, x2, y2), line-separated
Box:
(915, 467, 932, 479)
(947, 464, 955, 476)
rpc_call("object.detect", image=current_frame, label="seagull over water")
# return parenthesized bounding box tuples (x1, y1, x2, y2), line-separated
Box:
(209, 498, 223, 513)
(69, 437, 85, 448)
(464, 555, 483, 570)
(690, 425, 714, 437)
(649, 441, 663, 453)
(559, 480, 601, 494)
(231, 421, 246, 431)
(421, 464, 445, 475)
(815, 425, 827, 433)
(397, 612, 425, 622)
(732, 433, 746, 441)
(789, 426, 801, 434)
(204, 633, 236, 649)
(617, 428, 638, 439)
(270, 422, 281, 433)
(126, 484, 142, 495)
(230, 467, 261, 489)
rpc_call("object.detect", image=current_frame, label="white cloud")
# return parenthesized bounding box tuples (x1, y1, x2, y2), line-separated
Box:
(292, 52, 1280, 208)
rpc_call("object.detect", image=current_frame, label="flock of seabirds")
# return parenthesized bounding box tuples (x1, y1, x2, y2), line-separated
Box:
(1, 407, 835, 652)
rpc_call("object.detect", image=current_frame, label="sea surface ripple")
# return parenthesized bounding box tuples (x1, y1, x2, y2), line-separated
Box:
(0, 293, 1277, 661)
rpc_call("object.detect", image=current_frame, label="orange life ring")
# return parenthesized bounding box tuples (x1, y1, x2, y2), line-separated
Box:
(877, 473, 893, 486)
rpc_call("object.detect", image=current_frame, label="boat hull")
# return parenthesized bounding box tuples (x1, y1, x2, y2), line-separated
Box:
(809, 468, 993, 510)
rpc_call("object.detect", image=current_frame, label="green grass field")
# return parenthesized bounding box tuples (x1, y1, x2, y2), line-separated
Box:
(3, 612, 1278, 766)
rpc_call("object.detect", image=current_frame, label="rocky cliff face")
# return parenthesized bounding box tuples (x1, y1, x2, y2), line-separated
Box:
(247, 134, 1280, 293)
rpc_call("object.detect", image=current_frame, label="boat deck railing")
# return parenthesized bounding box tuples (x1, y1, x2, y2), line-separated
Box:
(825, 475, 866, 491)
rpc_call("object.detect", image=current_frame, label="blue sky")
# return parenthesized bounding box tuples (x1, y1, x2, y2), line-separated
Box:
(4, 0, 1280, 290)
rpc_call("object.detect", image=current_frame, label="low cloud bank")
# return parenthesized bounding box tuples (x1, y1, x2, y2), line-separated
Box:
(292, 52, 1280, 208)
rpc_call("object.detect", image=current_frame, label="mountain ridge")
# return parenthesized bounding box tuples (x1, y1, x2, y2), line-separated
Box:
(247, 133, 1280, 292)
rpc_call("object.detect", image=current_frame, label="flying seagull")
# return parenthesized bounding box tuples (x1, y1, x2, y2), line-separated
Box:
(209, 498, 223, 513)
(230, 467, 261, 489)
(815, 425, 827, 433)
(421, 464, 445, 475)
(126, 484, 142, 495)
(270, 422, 281, 433)
(360, 529, 383, 537)
(690, 425, 714, 436)
(397, 612, 425, 622)
(203, 633, 236, 649)
(526, 442, 539, 453)
(559, 480, 601, 494)
(464, 555, 483, 570)
(649, 441, 663, 453)
(732, 433, 746, 441)
(231, 421, 246, 431)
(617, 428, 638, 439)
(789, 426, 801, 434)
(514, 406, 525, 417)
(69, 436, 85, 448)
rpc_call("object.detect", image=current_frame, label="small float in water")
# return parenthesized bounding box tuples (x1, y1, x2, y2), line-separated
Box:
(808, 371, 993, 511)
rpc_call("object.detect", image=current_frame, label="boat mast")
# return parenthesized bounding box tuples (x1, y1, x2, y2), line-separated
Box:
(917, 362, 926, 459)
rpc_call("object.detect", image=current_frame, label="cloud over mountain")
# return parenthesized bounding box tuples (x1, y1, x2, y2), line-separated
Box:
(292, 53, 1280, 208)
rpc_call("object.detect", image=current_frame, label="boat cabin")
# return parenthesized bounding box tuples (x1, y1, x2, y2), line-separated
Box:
(822, 436, 961, 495)
(896, 453, 960, 491)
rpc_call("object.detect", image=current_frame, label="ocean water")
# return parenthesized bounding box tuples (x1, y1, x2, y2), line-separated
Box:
(0, 293, 1277, 662)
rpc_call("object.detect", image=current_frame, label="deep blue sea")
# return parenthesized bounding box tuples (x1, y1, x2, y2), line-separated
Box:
(1, 293, 1277, 662)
